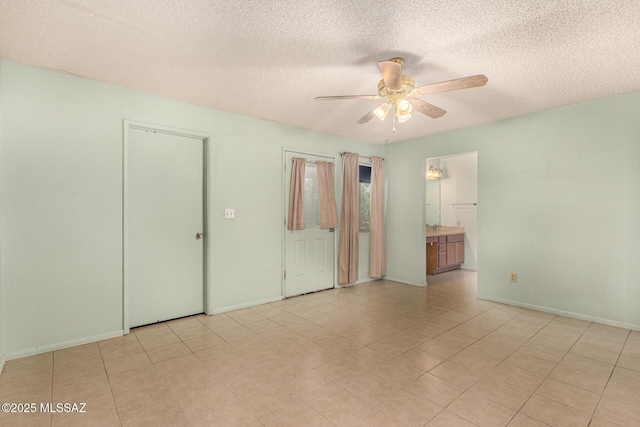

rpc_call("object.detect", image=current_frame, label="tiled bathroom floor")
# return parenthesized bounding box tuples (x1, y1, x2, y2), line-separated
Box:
(1, 270, 639, 426)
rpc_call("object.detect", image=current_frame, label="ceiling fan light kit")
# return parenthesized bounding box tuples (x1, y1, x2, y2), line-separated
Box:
(315, 57, 488, 134)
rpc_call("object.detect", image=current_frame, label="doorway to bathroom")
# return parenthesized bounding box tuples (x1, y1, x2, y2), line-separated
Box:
(425, 151, 478, 282)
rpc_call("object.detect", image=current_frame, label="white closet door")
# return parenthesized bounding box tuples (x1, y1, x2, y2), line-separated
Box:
(127, 128, 204, 328)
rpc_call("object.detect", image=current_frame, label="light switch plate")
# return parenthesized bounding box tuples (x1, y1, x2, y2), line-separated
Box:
(224, 208, 234, 219)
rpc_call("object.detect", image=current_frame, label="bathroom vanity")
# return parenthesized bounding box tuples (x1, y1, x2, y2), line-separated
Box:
(427, 226, 465, 275)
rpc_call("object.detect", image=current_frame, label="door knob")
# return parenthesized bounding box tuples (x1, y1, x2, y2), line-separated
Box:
(195, 232, 204, 240)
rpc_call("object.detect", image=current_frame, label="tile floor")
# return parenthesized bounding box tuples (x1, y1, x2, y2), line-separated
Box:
(1, 270, 639, 426)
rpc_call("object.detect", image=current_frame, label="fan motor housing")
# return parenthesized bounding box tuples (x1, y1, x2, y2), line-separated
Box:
(378, 75, 415, 97)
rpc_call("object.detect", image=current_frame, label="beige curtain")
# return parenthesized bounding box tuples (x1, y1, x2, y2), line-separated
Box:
(317, 161, 339, 229)
(338, 153, 359, 285)
(369, 156, 386, 277)
(287, 157, 306, 230)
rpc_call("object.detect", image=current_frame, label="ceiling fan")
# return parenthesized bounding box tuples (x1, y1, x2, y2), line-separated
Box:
(315, 58, 488, 133)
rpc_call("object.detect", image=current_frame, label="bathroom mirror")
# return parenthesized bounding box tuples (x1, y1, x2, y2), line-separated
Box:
(425, 165, 441, 225)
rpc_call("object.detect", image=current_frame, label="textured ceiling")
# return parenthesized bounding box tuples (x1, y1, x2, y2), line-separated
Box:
(1, 0, 639, 144)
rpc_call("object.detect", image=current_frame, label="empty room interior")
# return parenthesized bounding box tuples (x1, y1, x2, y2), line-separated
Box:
(0, 1, 639, 426)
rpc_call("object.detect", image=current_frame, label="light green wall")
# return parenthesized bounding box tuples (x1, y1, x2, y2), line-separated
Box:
(386, 90, 640, 328)
(0, 60, 383, 356)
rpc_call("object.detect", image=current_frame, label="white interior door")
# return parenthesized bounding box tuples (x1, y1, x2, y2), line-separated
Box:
(126, 127, 205, 328)
(284, 151, 335, 297)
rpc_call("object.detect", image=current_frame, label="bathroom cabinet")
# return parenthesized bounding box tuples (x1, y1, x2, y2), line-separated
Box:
(427, 233, 464, 275)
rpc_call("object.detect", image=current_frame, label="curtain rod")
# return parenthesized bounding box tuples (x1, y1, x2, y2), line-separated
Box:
(339, 152, 385, 161)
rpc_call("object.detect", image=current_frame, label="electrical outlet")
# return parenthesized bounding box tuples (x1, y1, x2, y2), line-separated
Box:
(224, 208, 234, 219)
(510, 273, 517, 283)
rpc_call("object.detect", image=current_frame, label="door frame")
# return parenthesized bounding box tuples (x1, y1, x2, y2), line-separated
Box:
(282, 147, 338, 298)
(123, 120, 211, 334)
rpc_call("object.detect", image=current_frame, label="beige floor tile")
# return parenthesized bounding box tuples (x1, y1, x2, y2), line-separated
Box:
(450, 349, 501, 373)
(617, 354, 640, 372)
(405, 373, 465, 407)
(251, 305, 289, 319)
(451, 323, 492, 339)
(246, 391, 304, 424)
(435, 331, 478, 348)
(570, 340, 620, 365)
(98, 333, 140, 349)
(3, 271, 639, 427)
(507, 413, 551, 426)
(594, 380, 640, 426)
(132, 322, 172, 337)
(470, 375, 534, 410)
(264, 403, 333, 427)
(244, 318, 283, 334)
(182, 331, 226, 352)
(270, 313, 304, 326)
(51, 395, 119, 427)
(520, 394, 591, 427)
(53, 371, 112, 402)
(484, 363, 545, 394)
(215, 324, 256, 341)
(172, 324, 215, 341)
(99, 340, 144, 362)
(198, 313, 241, 331)
(504, 350, 557, 376)
(136, 330, 181, 351)
(448, 391, 516, 427)
(103, 352, 153, 377)
(146, 341, 192, 363)
(535, 378, 600, 414)
(337, 371, 402, 405)
(166, 316, 203, 331)
(306, 385, 372, 425)
(198, 401, 261, 426)
(610, 366, 640, 389)
(549, 353, 614, 393)
(316, 358, 367, 379)
(466, 339, 514, 362)
(369, 359, 424, 385)
(290, 369, 342, 401)
(0, 412, 51, 427)
(419, 338, 464, 359)
(429, 360, 486, 388)
(377, 388, 442, 426)
(622, 339, 640, 359)
(426, 410, 478, 427)
(588, 417, 626, 427)
(529, 331, 580, 352)
(393, 347, 444, 372)
(226, 308, 266, 324)
(334, 406, 405, 427)
(584, 323, 630, 344)
(518, 341, 566, 363)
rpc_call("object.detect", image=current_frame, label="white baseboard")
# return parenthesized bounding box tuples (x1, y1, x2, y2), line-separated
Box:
(384, 276, 427, 287)
(6, 330, 123, 361)
(207, 296, 283, 315)
(0, 353, 6, 375)
(479, 295, 640, 332)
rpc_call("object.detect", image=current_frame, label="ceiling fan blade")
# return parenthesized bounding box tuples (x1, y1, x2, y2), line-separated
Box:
(378, 60, 403, 90)
(356, 108, 377, 124)
(416, 74, 488, 96)
(315, 95, 380, 100)
(409, 99, 447, 118)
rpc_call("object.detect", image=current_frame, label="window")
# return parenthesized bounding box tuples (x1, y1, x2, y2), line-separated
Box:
(304, 163, 321, 228)
(359, 164, 371, 232)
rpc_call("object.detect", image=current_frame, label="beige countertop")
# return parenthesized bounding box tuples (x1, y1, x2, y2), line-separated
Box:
(426, 226, 465, 237)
